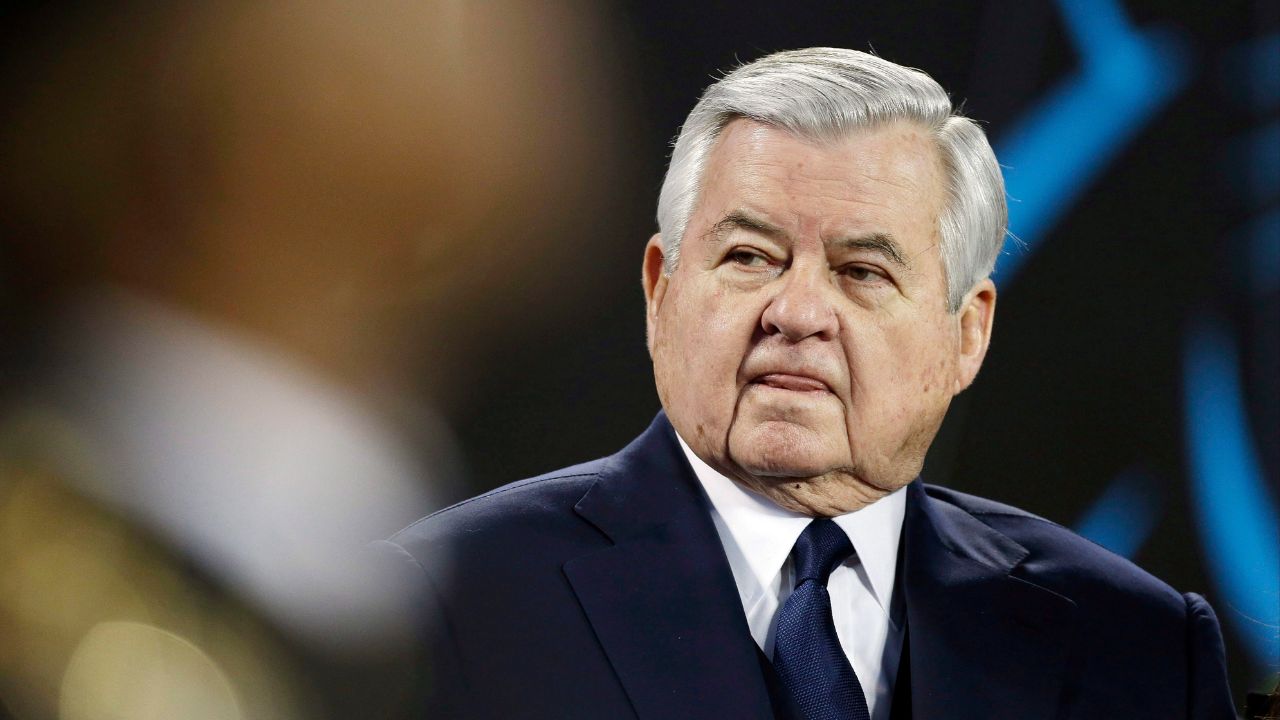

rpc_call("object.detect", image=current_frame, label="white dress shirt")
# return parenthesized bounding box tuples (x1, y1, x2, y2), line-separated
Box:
(677, 435, 907, 720)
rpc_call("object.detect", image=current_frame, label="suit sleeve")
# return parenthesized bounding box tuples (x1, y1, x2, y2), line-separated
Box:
(1183, 592, 1238, 720)
(367, 539, 473, 720)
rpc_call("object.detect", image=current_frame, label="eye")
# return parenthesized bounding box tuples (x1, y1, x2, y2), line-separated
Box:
(840, 264, 889, 283)
(727, 249, 772, 268)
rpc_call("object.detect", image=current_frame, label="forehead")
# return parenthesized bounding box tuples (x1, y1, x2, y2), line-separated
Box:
(696, 118, 945, 247)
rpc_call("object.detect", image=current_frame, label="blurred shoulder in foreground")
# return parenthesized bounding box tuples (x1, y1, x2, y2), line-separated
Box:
(0, 1, 629, 717)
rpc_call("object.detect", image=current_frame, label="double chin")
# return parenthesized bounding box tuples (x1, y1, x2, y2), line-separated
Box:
(731, 468, 889, 517)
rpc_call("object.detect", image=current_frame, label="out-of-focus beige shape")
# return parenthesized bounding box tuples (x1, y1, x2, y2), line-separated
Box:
(0, 1, 630, 716)
(60, 621, 241, 720)
(0, 0, 623, 402)
(0, 412, 308, 720)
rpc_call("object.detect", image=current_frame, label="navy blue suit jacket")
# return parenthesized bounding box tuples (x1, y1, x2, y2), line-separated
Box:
(379, 413, 1235, 719)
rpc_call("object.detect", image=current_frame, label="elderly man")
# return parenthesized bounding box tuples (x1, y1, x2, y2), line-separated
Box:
(381, 48, 1235, 719)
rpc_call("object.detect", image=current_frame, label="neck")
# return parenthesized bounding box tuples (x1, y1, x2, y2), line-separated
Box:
(728, 469, 897, 517)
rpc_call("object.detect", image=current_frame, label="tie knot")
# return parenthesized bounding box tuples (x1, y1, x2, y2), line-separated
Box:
(791, 518, 854, 585)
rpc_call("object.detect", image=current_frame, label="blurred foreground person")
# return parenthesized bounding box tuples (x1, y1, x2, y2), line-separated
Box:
(381, 49, 1238, 719)
(0, 2, 615, 718)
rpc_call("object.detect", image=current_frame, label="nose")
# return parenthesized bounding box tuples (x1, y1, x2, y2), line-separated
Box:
(760, 265, 839, 342)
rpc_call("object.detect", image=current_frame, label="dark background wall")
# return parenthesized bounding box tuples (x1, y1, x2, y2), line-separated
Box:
(0, 0, 1274, 707)
(442, 0, 1279, 698)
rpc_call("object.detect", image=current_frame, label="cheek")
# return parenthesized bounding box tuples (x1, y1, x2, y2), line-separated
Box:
(654, 287, 742, 396)
(667, 287, 739, 363)
(655, 283, 766, 435)
(843, 318, 958, 415)
(912, 339, 956, 397)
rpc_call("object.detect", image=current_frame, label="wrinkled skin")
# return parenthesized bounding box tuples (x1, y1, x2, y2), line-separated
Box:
(643, 119, 995, 516)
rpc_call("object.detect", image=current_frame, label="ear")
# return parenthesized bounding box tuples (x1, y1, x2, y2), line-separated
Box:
(954, 278, 996, 392)
(642, 233, 669, 357)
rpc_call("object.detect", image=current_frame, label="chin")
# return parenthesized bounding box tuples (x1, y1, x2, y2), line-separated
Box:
(728, 420, 845, 478)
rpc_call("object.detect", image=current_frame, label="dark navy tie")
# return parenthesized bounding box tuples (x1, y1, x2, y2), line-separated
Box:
(772, 518, 871, 720)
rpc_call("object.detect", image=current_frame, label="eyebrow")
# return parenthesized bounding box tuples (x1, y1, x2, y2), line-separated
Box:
(706, 210, 784, 242)
(832, 233, 910, 269)
(708, 209, 910, 269)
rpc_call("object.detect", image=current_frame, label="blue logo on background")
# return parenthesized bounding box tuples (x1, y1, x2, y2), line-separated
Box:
(992, 0, 1278, 669)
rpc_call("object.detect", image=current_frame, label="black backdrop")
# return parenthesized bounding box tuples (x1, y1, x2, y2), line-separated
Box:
(446, 0, 1279, 699)
(0, 0, 1273, 706)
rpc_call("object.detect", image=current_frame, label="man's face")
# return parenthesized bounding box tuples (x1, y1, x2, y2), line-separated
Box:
(643, 118, 995, 516)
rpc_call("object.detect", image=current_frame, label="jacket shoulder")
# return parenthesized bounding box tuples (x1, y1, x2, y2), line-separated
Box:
(922, 483, 1185, 608)
(922, 483, 1048, 521)
(387, 457, 607, 553)
(920, 484, 1234, 716)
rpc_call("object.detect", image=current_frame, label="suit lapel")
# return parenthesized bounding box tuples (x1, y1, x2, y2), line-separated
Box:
(563, 413, 774, 720)
(902, 481, 1077, 720)
(563, 418, 1077, 719)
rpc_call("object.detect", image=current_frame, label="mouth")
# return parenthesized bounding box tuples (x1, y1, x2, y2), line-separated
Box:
(751, 373, 833, 393)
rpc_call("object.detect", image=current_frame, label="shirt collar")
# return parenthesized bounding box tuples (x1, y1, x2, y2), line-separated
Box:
(676, 433, 907, 617)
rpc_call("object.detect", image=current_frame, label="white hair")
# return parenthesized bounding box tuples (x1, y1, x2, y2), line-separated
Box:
(656, 47, 1007, 312)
